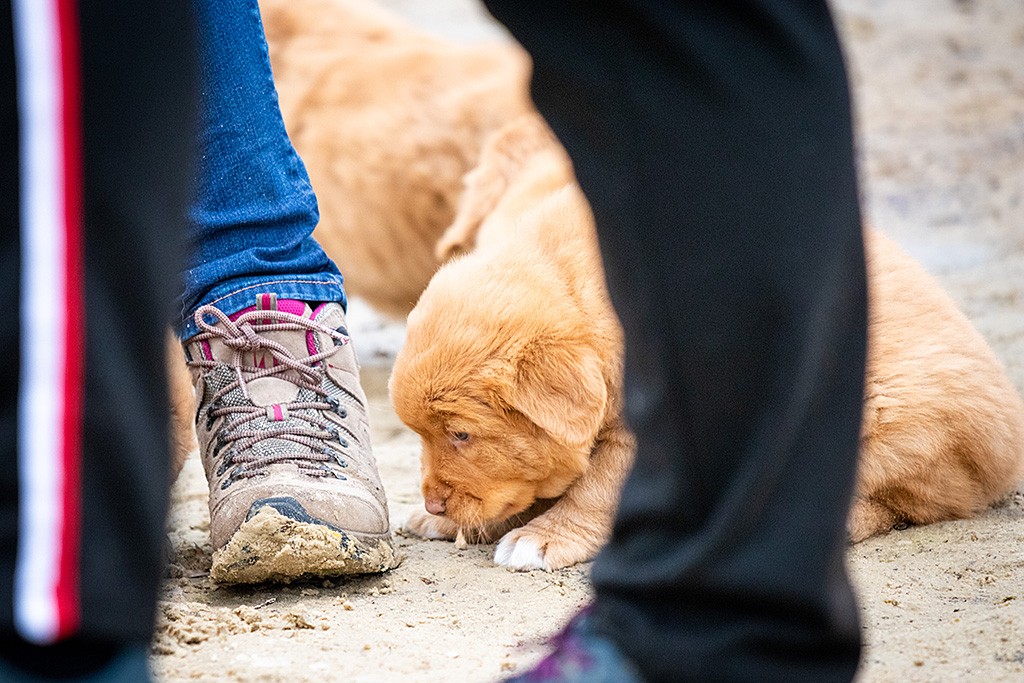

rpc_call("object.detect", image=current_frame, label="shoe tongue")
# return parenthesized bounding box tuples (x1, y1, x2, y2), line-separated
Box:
(203, 297, 322, 407)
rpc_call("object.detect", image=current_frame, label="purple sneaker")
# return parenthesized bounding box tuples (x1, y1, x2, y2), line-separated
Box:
(506, 606, 645, 683)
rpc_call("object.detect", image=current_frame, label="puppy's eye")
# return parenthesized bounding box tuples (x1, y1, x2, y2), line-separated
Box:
(452, 431, 470, 442)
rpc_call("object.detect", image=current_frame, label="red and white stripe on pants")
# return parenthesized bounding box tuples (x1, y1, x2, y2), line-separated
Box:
(12, 0, 83, 644)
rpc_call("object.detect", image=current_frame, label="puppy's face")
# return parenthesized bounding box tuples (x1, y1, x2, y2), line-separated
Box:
(398, 379, 584, 528)
(390, 268, 607, 530)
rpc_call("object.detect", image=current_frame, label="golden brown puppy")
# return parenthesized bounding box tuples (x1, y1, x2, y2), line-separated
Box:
(393, 113, 1024, 570)
(392, 115, 635, 570)
(262, 0, 534, 318)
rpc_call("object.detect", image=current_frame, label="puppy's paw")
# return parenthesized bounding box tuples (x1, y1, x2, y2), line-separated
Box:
(402, 509, 459, 541)
(848, 497, 911, 543)
(494, 530, 548, 570)
(494, 524, 596, 571)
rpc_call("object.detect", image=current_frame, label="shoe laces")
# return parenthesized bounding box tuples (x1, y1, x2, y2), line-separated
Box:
(188, 304, 354, 482)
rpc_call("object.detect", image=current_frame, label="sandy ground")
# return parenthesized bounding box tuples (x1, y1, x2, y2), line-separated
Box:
(152, 1, 1024, 680)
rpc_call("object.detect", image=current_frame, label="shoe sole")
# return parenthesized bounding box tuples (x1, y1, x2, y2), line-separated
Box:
(210, 507, 397, 584)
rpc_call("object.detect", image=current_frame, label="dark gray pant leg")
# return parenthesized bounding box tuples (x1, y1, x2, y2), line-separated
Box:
(483, 1, 866, 680)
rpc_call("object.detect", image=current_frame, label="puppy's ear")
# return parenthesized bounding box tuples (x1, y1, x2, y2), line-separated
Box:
(507, 343, 607, 448)
(436, 114, 562, 262)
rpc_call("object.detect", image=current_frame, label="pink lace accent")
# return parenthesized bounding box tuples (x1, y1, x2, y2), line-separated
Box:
(222, 298, 321, 366)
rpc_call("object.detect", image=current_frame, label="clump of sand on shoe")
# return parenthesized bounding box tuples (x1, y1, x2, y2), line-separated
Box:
(210, 507, 398, 585)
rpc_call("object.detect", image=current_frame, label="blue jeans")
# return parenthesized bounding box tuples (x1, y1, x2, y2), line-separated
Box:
(177, 0, 345, 339)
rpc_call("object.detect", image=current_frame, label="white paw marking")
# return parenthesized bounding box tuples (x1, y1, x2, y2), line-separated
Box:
(494, 532, 550, 571)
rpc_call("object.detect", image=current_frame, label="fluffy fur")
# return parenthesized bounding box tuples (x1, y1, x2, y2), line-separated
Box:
(853, 229, 1024, 540)
(392, 113, 1024, 570)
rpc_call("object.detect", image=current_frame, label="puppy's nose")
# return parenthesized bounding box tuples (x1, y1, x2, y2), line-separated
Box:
(425, 496, 446, 515)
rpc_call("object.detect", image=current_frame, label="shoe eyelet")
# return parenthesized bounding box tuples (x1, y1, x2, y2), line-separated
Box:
(216, 450, 236, 477)
(339, 437, 349, 449)
(206, 400, 223, 429)
(326, 396, 347, 418)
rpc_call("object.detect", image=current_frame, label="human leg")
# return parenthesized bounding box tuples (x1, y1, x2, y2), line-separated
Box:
(177, 0, 345, 339)
(1, 0, 195, 678)
(485, 0, 866, 680)
(179, 0, 393, 583)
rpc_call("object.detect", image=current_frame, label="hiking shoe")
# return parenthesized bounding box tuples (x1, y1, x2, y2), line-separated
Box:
(505, 606, 644, 683)
(183, 295, 395, 584)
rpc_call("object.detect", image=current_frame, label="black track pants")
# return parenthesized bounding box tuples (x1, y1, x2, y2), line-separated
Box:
(484, 1, 867, 680)
(0, 0, 196, 652)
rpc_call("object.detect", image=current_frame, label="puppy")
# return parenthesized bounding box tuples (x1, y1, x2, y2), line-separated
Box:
(391, 115, 635, 571)
(261, 0, 534, 318)
(393, 113, 1024, 570)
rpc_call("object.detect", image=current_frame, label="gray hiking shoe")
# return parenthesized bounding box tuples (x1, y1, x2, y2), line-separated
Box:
(183, 296, 395, 584)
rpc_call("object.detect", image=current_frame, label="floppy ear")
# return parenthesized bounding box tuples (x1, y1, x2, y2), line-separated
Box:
(506, 342, 608, 448)
(436, 114, 562, 262)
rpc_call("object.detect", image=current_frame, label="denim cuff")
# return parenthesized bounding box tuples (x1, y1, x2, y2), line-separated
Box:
(177, 274, 347, 339)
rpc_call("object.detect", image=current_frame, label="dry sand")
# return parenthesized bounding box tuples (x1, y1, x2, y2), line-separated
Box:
(153, 1, 1024, 680)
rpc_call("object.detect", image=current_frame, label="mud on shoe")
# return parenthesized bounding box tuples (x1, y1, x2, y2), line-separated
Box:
(184, 295, 396, 584)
